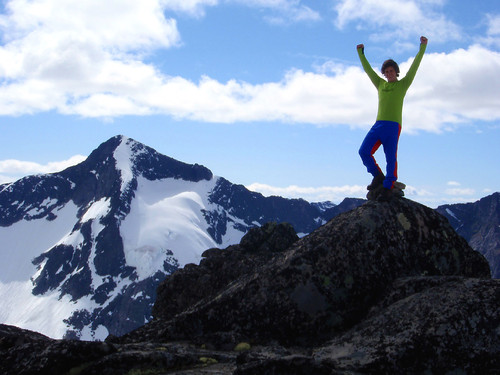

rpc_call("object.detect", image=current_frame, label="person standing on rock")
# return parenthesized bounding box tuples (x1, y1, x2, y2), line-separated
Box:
(357, 36, 427, 201)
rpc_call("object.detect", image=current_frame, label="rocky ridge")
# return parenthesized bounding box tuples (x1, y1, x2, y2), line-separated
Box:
(1, 197, 499, 374)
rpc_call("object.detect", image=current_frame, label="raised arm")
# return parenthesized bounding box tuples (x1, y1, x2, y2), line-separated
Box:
(402, 36, 428, 87)
(357, 44, 383, 88)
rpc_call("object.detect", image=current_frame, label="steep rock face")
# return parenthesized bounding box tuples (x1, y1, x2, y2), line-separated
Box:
(437, 192, 500, 278)
(120, 198, 490, 348)
(152, 222, 299, 322)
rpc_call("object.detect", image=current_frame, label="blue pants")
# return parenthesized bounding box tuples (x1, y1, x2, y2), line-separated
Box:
(359, 120, 402, 189)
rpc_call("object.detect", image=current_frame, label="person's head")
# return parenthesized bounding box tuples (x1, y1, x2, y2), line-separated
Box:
(381, 59, 399, 82)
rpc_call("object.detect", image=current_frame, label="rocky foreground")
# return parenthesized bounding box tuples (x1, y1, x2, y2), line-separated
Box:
(1, 198, 499, 374)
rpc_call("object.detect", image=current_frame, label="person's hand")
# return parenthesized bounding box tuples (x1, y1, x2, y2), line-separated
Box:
(420, 36, 428, 45)
(357, 44, 364, 50)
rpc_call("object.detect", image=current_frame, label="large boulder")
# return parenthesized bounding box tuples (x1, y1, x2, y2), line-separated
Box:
(235, 276, 500, 374)
(152, 222, 299, 322)
(314, 276, 500, 373)
(121, 198, 490, 347)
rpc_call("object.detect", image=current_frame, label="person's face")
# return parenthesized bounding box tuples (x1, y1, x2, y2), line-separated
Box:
(383, 66, 398, 82)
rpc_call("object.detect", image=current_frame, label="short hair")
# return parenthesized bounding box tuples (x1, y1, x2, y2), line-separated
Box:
(381, 59, 400, 76)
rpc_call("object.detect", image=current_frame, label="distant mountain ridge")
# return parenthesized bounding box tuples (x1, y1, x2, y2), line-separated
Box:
(436, 192, 500, 278)
(0, 135, 362, 340)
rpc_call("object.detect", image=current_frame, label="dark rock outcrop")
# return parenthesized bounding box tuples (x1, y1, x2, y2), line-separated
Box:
(2, 198, 499, 375)
(152, 222, 299, 322)
(314, 276, 500, 374)
(121, 198, 490, 347)
(0, 324, 117, 375)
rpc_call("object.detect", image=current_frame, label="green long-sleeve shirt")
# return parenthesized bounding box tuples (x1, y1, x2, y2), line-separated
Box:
(357, 43, 426, 125)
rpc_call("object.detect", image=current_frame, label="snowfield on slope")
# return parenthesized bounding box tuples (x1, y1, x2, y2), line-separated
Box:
(0, 202, 79, 338)
(120, 176, 219, 279)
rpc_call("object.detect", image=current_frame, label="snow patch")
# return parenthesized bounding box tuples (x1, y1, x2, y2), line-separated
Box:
(81, 197, 111, 223)
(80, 324, 109, 341)
(114, 137, 135, 192)
(0, 202, 79, 282)
(0, 281, 77, 339)
(126, 245, 170, 281)
(445, 208, 460, 222)
(120, 176, 219, 277)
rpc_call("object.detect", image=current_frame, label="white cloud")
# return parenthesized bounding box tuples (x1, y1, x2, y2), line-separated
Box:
(138, 68, 376, 125)
(246, 181, 443, 204)
(0, 175, 16, 185)
(247, 182, 366, 202)
(487, 14, 500, 35)
(404, 45, 500, 132)
(1, 0, 181, 53)
(0, 0, 498, 134)
(477, 14, 500, 48)
(442, 181, 476, 197)
(403, 185, 433, 199)
(163, 0, 218, 18)
(0, 0, 180, 114)
(163, 0, 320, 23)
(238, 0, 321, 23)
(1, 43, 500, 132)
(445, 188, 475, 196)
(0, 155, 86, 176)
(334, 0, 461, 43)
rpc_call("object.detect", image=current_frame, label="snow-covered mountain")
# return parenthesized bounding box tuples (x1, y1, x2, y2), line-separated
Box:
(0, 135, 358, 341)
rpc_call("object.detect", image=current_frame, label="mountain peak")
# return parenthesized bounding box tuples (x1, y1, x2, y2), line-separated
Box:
(66, 135, 213, 189)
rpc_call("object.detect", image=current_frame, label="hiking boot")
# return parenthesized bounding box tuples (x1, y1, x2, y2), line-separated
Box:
(366, 184, 383, 200)
(393, 181, 406, 190)
(392, 181, 405, 198)
(367, 173, 385, 190)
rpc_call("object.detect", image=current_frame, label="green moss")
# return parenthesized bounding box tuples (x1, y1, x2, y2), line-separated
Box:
(320, 275, 332, 287)
(234, 342, 251, 352)
(199, 357, 218, 365)
(397, 213, 411, 231)
(67, 363, 91, 375)
(126, 369, 165, 375)
(344, 274, 354, 289)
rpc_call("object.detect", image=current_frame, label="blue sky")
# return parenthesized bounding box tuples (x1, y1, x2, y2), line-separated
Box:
(0, 0, 499, 207)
